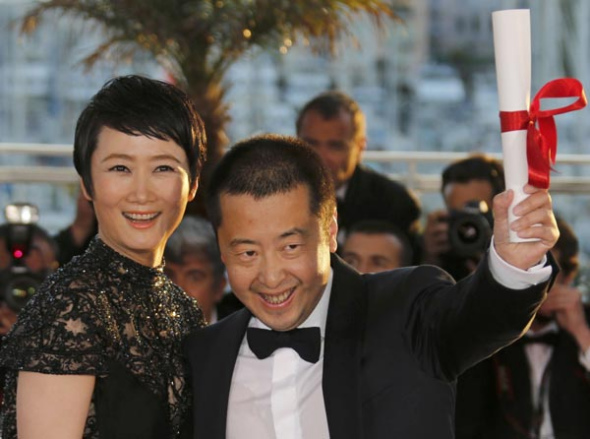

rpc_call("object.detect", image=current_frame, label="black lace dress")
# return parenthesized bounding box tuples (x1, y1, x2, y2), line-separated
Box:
(0, 237, 205, 438)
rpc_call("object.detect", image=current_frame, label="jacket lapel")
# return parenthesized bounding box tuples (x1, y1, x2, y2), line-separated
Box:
(323, 254, 366, 438)
(195, 309, 251, 439)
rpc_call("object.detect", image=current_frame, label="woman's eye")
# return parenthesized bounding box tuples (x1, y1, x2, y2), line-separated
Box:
(109, 165, 128, 172)
(155, 165, 174, 172)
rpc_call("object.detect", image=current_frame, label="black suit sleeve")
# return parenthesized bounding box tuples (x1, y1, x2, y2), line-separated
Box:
(400, 254, 553, 381)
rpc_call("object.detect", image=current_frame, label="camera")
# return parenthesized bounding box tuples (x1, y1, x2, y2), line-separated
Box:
(0, 203, 46, 312)
(447, 200, 493, 258)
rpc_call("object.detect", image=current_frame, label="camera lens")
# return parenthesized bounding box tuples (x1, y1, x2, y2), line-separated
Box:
(448, 212, 492, 258)
(456, 218, 483, 244)
(4, 275, 39, 312)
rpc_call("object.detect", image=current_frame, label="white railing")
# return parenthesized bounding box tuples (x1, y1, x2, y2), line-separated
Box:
(363, 150, 590, 194)
(0, 143, 77, 184)
(2, 143, 590, 194)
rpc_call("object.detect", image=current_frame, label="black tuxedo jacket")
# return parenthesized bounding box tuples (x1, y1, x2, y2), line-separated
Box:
(184, 255, 552, 439)
(457, 316, 590, 439)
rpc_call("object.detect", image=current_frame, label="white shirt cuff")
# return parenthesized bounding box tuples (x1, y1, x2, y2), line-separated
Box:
(579, 347, 590, 371)
(488, 237, 552, 290)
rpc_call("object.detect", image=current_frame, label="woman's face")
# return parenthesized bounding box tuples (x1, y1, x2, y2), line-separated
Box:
(82, 127, 197, 267)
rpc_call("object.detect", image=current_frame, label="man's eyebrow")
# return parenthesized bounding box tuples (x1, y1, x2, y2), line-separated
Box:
(228, 238, 257, 248)
(227, 228, 307, 247)
(279, 228, 307, 239)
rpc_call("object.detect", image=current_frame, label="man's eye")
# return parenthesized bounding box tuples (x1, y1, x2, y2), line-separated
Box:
(239, 250, 256, 259)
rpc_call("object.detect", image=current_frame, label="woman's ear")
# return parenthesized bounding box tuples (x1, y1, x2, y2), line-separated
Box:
(80, 178, 93, 202)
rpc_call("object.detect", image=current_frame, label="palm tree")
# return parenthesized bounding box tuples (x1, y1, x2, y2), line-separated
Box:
(22, 0, 398, 215)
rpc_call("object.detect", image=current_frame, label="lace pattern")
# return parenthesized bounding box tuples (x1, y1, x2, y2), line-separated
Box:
(0, 237, 205, 438)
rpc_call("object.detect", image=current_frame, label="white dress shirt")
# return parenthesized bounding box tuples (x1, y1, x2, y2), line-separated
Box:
(524, 322, 590, 439)
(226, 272, 333, 439)
(226, 244, 551, 439)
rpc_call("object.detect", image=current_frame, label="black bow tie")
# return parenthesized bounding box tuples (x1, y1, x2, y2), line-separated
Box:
(521, 332, 559, 346)
(247, 327, 321, 364)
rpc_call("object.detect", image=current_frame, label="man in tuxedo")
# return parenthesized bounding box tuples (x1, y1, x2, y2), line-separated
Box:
(295, 91, 421, 254)
(184, 134, 558, 439)
(456, 217, 590, 439)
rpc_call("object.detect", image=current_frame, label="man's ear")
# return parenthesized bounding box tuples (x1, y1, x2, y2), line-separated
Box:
(328, 209, 338, 253)
(358, 136, 367, 152)
(188, 180, 199, 201)
(80, 178, 93, 202)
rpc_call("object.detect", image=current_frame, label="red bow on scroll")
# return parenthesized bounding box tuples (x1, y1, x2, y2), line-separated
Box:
(499, 78, 587, 188)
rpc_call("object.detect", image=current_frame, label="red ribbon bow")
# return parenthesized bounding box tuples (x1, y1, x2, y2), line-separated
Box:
(499, 78, 587, 188)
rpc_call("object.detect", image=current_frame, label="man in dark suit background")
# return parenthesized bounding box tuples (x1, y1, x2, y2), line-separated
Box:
(184, 134, 558, 439)
(295, 91, 421, 254)
(456, 217, 590, 439)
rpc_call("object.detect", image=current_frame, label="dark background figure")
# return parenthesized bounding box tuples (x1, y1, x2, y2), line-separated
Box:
(456, 216, 590, 439)
(341, 219, 413, 273)
(0, 222, 59, 333)
(0, 222, 59, 407)
(184, 134, 558, 439)
(422, 154, 505, 281)
(295, 91, 421, 260)
(164, 216, 242, 324)
(53, 188, 98, 266)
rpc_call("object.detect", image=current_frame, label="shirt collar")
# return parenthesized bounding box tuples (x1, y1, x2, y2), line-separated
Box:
(250, 268, 334, 339)
(527, 320, 559, 336)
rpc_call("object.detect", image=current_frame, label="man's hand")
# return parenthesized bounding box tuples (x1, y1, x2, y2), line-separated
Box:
(422, 209, 450, 265)
(539, 283, 590, 351)
(493, 185, 559, 270)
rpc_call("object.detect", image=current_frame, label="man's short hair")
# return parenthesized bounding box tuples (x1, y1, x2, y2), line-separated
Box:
(295, 90, 366, 140)
(346, 220, 413, 267)
(165, 216, 225, 283)
(206, 134, 336, 229)
(554, 216, 579, 280)
(441, 155, 505, 196)
(74, 75, 207, 197)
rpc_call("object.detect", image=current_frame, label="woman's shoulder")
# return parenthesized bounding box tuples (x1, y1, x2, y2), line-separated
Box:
(0, 257, 110, 375)
(165, 280, 207, 329)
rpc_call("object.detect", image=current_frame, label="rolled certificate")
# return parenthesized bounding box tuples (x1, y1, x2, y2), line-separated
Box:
(492, 9, 532, 242)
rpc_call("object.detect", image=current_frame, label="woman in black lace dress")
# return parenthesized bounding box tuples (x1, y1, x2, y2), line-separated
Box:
(0, 76, 207, 439)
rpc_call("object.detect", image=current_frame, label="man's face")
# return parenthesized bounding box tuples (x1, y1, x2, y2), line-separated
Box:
(342, 232, 404, 273)
(443, 180, 494, 211)
(216, 185, 337, 331)
(164, 253, 226, 319)
(297, 109, 365, 189)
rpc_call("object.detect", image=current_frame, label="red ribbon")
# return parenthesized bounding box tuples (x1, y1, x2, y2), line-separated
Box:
(499, 78, 587, 188)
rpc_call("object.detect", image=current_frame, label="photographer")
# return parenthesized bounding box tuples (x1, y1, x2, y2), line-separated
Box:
(456, 217, 590, 439)
(421, 154, 505, 281)
(0, 220, 59, 334)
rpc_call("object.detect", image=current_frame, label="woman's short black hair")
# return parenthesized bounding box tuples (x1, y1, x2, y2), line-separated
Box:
(206, 134, 335, 229)
(73, 75, 206, 196)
